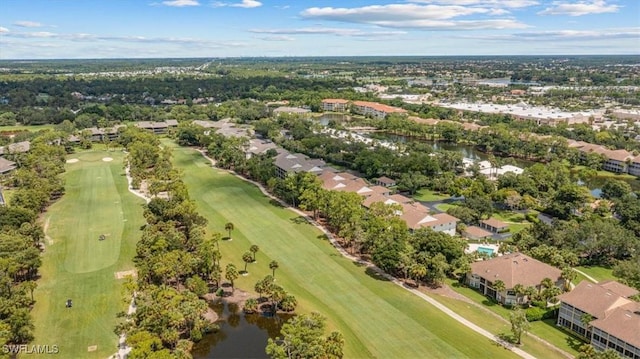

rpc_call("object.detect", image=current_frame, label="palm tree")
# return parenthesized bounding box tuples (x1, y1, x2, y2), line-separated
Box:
(409, 264, 427, 288)
(580, 313, 594, 340)
(224, 222, 234, 240)
(561, 267, 577, 292)
(269, 260, 279, 278)
(540, 277, 554, 295)
(544, 286, 562, 304)
(525, 286, 538, 302)
(513, 283, 525, 304)
(279, 295, 298, 312)
(243, 298, 258, 314)
(270, 285, 286, 313)
(250, 245, 259, 262)
(225, 263, 238, 292)
(242, 252, 253, 273)
(493, 280, 506, 302)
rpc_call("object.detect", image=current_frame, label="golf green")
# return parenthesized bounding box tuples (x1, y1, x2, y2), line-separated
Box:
(27, 150, 145, 359)
(171, 143, 517, 359)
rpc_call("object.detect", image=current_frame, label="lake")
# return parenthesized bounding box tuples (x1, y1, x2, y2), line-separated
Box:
(192, 300, 293, 359)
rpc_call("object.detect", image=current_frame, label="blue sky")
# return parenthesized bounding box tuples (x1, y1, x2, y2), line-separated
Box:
(0, 0, 638, 59)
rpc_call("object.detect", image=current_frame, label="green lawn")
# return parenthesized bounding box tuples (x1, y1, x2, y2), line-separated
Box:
(414, 189, 450, 202)
(575, 266, 617, 283)
(0, 124, 55, 132)
(491, 210, 535, 234)
(429, 294, 569, 359)
(447, 279, 581, 357)
(435, 203, 456, 212)
(170, 143, 517, 359)
(529, 319, 583, 357)
(28, 150, 145, 359)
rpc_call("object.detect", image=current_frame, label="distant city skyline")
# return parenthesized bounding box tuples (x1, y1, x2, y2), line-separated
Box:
(0, 0, 638, 59)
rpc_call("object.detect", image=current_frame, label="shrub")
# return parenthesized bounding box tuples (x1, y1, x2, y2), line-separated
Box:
(525, 307, 546, 322)
(531, 300, 547, 309)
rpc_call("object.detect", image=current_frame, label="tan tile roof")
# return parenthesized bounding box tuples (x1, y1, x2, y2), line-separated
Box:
(598, 280, 639, 298)
(388, 194, 413, 203)
(591, 302, 640, 348)
(481, 218, 508, 229)
(604, 149, 634, 162)
(558, 281, 632, 319)
(470, 252, 562, 289)
(463, 226, 493, 239)
(368, 186, 391, 196)
(362, 194, 401, 208)
(322, 99, 350, 104)
(352, 101, 408, 114)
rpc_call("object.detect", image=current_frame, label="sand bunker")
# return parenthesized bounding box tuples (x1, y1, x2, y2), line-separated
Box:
(115, 270, 137, 279)
(102, 157, 113, 162)
(66, 158, 79, 164)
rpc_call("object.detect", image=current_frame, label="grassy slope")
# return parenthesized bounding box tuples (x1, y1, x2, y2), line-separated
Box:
(172, 144, 517, 359)
(27, 150, 145, 359)
(413, 189, 450, 202)
(446, 279, 579, 357)
(429, 294, 570, 359)
(575, 266, 616, 282)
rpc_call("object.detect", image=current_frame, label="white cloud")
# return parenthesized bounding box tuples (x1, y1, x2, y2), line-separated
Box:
(249, 27, 407, 37)
(408, 0, 538, 8)
(231, 0, 262, 8)
(214, 0, 261, 8)
(302, 4, 490, 22)
(461, 27, 640, 41)
(13, 21, 44, 28)
(7, 31, 58, 38)
(0, 31, 248, 48)
(162, 0, 200, 7)
(0, 27, 9, 33)
(538, 0, 620, 16)
(255, 35, 295, 41)
(300, 4, 529, 30)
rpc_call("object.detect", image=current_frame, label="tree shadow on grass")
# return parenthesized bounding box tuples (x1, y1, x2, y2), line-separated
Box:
(290, 216, 307, 225)
(316, 234, 329, 242)
(269, 199, 284, 208)
(365, 267, 390, 282)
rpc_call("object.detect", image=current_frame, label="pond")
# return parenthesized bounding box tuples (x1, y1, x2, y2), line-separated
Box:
(192, 300, 293, 359)
(314, 113, 352, 126)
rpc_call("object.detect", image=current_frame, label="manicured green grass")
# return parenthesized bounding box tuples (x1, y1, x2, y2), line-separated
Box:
(529, 319, 583, 357)
(446, 279, 513, 320)
(507, 223, 531, 234)
(435, 203, 456, 212)
(491, 210, 535, 234)
(429, 294, 568, 359)
(170, 144, 517, 359)
(447, 279, 581, 357)
(575, 266, 617, 283)
(0, 124, 55, 132)
(414, 189, 450, 202)
(28, 150, 145, 359)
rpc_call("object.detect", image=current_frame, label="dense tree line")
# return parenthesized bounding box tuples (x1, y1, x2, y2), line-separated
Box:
(117, 128, 219, 358)
(0, 134, 66, 349)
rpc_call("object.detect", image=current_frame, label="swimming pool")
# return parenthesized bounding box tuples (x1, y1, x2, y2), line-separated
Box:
(477, 246, 495, 255)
